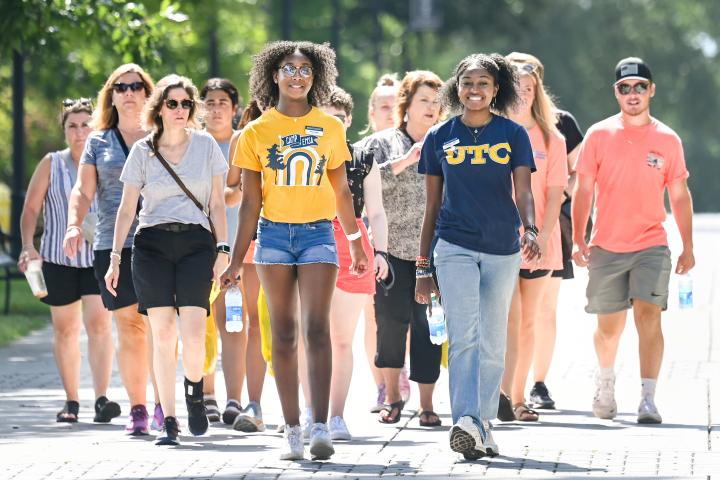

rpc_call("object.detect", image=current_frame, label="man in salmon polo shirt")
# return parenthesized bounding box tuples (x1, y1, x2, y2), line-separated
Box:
(571, 57, 695, 424)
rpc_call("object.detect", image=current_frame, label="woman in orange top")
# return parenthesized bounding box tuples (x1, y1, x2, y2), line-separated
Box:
(220, 41, 367, 461)
(498, 53, 568, 422)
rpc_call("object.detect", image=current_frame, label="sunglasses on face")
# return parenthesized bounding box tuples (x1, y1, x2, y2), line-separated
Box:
(112, 81, 145, 93)
(63, 97, 92, 108)
(165, 99, 194, 110)
(280, 64, 313, 78)
(616, 82, 649, 95)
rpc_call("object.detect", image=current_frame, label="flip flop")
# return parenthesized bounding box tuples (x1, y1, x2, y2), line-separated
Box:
(418, 410, 442, 427)
(378, 400, 404, 424)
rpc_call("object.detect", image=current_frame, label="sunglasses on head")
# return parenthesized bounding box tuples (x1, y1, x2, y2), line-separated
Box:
(280, 64, 313, 78)
(63, 97, 92, 108)
(112, 81, 145, 93)
(616, 82, 649, 95)
(165, 99, 194, 110)
(511, 62, 537, 74)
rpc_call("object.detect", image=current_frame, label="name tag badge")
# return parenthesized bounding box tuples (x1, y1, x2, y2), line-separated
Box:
(442, 138, 460, 151)
(305, 126, 324, 137)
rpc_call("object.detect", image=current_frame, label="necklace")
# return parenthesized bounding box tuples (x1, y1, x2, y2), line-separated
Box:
(463, 116, 493, 143)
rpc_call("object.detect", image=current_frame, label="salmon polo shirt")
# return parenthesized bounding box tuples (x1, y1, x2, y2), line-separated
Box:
(575, 114, 689, 253)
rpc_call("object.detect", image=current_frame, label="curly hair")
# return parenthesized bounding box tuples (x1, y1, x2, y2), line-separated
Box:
(249, 41, 338, 109)
(323, 86, 354, 116)
(442, 53, 520, 115)
(395, 70, 444, 129)
(93, 63, 154, 130)
(142, 74, 202, 146)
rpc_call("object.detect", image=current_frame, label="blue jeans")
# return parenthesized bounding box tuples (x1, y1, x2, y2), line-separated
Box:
(434, 237, 520, 425)
(254, 217, 338, 266)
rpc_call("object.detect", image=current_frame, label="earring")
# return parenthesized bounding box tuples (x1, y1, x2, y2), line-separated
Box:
(403, 112, 409, 123)
(491, 97, 497, 109)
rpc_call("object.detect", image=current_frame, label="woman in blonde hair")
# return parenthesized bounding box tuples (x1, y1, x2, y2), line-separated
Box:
(64, 64, 159, 435)
(497, 52, 568, 422)
(105, 74, 229, 445)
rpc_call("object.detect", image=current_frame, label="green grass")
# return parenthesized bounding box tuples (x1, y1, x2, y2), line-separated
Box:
(0, 278, 50, 347)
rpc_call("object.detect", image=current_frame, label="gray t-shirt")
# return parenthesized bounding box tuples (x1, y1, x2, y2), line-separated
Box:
(80, 129, 139, 250)
(120, 130, 228, 234)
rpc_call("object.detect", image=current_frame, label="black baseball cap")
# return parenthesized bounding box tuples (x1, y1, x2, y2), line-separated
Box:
(614, 57, 653, 84)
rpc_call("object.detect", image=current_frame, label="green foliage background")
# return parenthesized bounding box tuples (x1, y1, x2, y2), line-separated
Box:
(1, 0, 718, 210)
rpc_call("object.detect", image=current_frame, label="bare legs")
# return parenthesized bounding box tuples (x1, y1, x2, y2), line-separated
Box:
(51, 296, 113, 401)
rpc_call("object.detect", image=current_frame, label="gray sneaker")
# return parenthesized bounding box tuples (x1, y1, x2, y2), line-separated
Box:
(233, 401, 266, 432)
(280, 425, 305, 461)
(637, 395, 662, 424)
(449, 416, 486, 460)
(592, 371, 617, 420)
(482, 420, 499, 457)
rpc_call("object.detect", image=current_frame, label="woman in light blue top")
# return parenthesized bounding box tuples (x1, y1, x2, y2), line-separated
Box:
(63, 64, 159, 436)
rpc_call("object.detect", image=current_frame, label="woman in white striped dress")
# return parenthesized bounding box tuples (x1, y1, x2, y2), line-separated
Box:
(18, 99, 117, 423)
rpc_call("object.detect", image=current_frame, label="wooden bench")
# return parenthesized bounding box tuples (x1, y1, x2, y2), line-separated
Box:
(0, 250, 24, 314)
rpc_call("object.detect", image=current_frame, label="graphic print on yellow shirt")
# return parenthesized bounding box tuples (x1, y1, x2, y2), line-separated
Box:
(234, 107, 350, 224)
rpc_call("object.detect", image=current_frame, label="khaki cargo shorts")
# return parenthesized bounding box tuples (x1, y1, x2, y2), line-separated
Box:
(586, 245, 672, 314)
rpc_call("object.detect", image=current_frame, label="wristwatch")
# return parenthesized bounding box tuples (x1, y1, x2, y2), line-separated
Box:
(216, 243, 231, 255)
(524, 224, 539, 236)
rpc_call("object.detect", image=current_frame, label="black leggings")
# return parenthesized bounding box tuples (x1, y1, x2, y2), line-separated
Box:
(373, 254, 441, 384)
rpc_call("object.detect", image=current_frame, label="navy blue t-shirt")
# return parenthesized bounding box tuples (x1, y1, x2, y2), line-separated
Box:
(418, 115, 535, 255)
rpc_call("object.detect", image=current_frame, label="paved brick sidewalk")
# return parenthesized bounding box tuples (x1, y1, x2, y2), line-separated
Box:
(1, 216, 718, 479)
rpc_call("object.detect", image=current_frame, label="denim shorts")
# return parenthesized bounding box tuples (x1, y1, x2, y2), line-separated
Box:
(254, 217, 338, 267)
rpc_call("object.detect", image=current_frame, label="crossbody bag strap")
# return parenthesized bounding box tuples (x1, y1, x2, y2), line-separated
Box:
(146, 140, 217, 242)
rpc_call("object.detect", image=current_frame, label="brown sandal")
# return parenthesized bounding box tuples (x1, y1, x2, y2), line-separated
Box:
(513, 403, 539, 422)
(418, 410, 442, 427)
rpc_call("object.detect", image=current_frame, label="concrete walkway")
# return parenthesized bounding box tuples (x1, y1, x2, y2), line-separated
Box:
(1, 215, 718, 479)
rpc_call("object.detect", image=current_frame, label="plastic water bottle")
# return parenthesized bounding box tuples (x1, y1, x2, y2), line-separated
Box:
(678, 274, 693, 309)
(427, 294, 447, 345)
(225, 286, 244, 332)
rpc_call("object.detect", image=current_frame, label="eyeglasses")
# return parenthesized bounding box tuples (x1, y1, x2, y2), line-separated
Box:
(280, 64, 313, 78)
(165, 99, 194, 110)
(112, 81, 145, 93)
(511, 62, 537, 74)
(616, 82, 649, 95)
(63, 98, 93, 108)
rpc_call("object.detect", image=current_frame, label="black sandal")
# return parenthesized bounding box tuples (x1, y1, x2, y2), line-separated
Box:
(378, 400, 404, 424)
(93, 395, 121, 423)
(497, 392, 515, 422)
(57, 400, 79, 423)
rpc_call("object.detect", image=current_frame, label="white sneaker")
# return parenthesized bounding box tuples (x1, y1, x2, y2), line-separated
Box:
(637, 395, 662, 424)
(279, 425, 305, 461)
(301, 408, 313, 440)
(592, 371, 617, 419)
(309, 422, 335, 460)
(233, 401, 266, 432)
(482, 420, 499, 457)
(449, 416, 486, 460)
(329, 416, 352, 441)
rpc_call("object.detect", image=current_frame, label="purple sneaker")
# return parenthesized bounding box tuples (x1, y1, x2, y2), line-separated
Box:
(126, 404, 149, 436)
(151, 403, 164, 431)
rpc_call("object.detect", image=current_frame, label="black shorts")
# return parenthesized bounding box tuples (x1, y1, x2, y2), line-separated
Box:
(94, 248, 137, 311)
(552, 209, 574, 279)
(132, 224, 215, 316)
(41, 262, 100, 307)
(519, 268, 551, 280)
(373, 254, 441, 384)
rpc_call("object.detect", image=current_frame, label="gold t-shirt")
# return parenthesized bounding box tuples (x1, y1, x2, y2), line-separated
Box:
(233, 107, 351, 223)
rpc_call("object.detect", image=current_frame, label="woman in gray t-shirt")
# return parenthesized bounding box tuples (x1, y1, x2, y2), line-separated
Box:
(63, 63, 157, 435)
(106, 74, 229, 446)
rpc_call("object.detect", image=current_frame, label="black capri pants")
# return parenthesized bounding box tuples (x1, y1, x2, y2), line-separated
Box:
(374, 254, 441, 384)
(131, 224, 215, 316)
